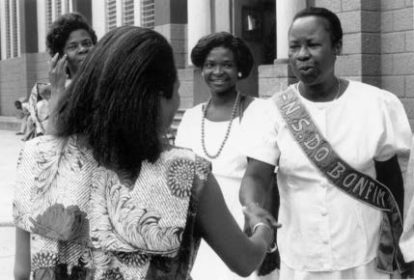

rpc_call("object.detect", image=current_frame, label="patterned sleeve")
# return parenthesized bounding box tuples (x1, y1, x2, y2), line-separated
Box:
(13, 141, 37, 231)
(239, 98, 280, 166)
(146, 154, 212, 279)
(190, 155, 212, 212)
(375, 91, 412, 162)
(13, 136, 70, 232)
(28, 83, 38, 118)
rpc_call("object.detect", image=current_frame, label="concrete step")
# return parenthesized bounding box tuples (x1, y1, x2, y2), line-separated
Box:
(0, 116, 21, 131)
(171, 109, 185, 131)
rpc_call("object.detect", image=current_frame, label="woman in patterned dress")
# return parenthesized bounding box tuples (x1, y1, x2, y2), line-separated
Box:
(13, 26, 279, 280)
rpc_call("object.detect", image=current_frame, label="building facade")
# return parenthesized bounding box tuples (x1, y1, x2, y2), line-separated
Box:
(0, 0, 413, 129)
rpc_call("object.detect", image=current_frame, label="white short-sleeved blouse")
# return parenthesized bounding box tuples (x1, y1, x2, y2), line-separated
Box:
(241, 80, 412, 271)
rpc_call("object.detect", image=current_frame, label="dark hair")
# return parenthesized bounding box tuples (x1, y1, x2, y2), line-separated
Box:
(292, 7, 343, 46)
(55, 26, 177, 177)
(191, 32, 254, 79)
(46, 13, 97, 57)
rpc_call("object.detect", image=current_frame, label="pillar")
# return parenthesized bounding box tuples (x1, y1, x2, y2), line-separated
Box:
(276, 0, 306, 59)
(187, 0, 211, 65)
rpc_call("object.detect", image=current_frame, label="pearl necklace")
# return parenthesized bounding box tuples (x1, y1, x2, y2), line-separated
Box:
(297, 78, 342, 101)
(201, 92, 241, 159)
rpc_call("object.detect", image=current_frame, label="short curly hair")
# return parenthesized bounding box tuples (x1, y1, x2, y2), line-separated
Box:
(190, 32, 254, 79)
(46, 13, 97, 57)
(292, 7, 343, 47)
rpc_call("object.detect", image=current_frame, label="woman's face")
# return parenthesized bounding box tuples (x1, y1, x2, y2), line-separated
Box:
(159, 80, 180, 134)
(288, 16, 340, 85)
(202, 46, 238, 94)
(63, 29, 94, 75)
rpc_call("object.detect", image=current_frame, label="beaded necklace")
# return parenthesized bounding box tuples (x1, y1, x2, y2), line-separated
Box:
(201, 92, 241, 159)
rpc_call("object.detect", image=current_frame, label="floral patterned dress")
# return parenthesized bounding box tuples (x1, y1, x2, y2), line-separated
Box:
(13, 135, 211, 280)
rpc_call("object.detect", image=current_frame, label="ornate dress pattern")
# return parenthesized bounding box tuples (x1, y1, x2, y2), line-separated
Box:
(13, 135, 210, 280)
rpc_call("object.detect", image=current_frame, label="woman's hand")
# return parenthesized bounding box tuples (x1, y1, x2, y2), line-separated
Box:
(47, 54, 68, 135)
(48, 53, 67, 92)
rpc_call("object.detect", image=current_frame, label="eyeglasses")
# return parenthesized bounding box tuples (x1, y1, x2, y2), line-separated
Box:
(64, 39, 94, 52)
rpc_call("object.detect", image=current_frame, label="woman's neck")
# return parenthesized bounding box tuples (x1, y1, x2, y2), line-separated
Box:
(205, 88, 240, 122)
(67, 65, 77, 79)
(210, 87, 238, 106)
(299, 77, 340, 102)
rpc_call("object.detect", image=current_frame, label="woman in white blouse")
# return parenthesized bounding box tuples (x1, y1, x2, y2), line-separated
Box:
(240, 7, 412, 280)
(175, 32, 278, 280)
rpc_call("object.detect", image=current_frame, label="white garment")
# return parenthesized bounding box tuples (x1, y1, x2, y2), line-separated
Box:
(400, 136, 414, 262)
(241, 81, 412, 273)
(279, 259, 390, 280)
(175, 98, 276, 280)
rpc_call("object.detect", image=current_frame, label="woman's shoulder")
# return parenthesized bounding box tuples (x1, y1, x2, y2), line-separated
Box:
(346, 80, 404, 107)
(23, 135, 78, 152)
(182, 103, 204, 117)
(241, 96, 277, 120)
(20, 135, 93, 171)
(161, 146, 211, 179)
(340, 82, 410, 140)
(163, 146, 211, 168)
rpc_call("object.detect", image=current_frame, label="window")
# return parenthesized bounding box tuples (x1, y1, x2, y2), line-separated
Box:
(141, 0, 154, 29)
(122, 0, 135, 26)
(106, 0, 117, 31)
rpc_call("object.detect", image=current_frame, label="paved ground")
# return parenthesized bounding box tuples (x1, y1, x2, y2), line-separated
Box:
(0, 129, 24, 279)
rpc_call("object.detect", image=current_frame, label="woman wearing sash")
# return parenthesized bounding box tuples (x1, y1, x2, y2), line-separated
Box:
(13, 26, 279, 280)
(239, 7, 412, 280)
(175, 32, 278, 280)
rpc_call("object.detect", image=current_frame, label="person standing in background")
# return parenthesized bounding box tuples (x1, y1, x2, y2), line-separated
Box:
(47, 12, 97, 134)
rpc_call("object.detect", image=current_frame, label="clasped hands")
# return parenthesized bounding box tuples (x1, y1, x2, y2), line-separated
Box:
(243, 202, 281, 253)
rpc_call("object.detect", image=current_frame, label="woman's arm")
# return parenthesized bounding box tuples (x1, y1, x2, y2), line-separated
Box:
(46, 54, 67, 135)
(240, 158, 276, 208)
(14, 228, 30, 280)
(196, 173, 277, 277)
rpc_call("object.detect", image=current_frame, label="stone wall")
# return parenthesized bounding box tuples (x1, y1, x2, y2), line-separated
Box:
(155, 24, 187, 68)
(379, 0, 414, 129)
(0, 53, 48, 116)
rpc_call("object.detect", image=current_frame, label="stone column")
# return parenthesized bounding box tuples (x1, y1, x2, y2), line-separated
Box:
(187, 0, 211, 64)
(258, 0, 305, 98)
(276, 0, 306, 59)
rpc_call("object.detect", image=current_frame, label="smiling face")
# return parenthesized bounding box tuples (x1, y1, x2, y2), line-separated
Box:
(202, 46, 238, 95)
(288, 16, 341, 86)
(64, 29, 94, 76)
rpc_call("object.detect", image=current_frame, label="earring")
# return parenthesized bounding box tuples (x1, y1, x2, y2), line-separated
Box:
(238, 72, 242, 78)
